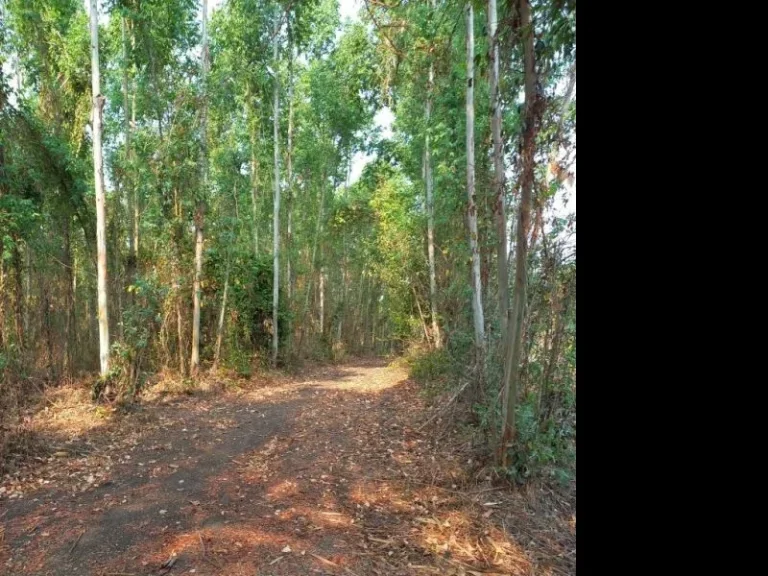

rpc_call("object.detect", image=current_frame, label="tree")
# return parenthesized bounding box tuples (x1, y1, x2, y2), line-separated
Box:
(500, 0, 540, 466)
(191, 0, 210, 375)
(465, 2, 485, 360)
(271, 7, 281, 367)
(425, 0, 441, 349)
(488, 0, 508, 336)
(90, 0, 110, 377)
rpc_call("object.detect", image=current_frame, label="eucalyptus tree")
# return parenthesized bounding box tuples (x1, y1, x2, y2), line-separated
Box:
(465, 1, 484, 361)
(90, 0, 110, 377)
(488, 0, 507, 336)
(190, 0, 209, 374)
(425, 0, 442, 349)
(271, 5, 281, 366)
(499, 0, 575, 465)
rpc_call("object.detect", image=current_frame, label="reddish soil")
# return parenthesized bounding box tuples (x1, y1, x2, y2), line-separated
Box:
(0, 360, 575, 575)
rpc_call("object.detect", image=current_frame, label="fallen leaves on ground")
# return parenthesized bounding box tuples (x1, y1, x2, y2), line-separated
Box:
(1, 360, 574, 576)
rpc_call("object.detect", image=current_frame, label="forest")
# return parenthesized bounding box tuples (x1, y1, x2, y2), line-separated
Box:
(1, 0, 575, 574)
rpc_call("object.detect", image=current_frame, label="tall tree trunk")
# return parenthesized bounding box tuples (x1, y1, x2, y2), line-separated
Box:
(250, 116, 260, 255)
(412, 285, 431, 345)
(0, 54, 5, 362)
(112, 205, 123, 342)
(12, 240, 23, 355)
(489, 0, 509, 336)
(540, 276, 566, 420)
(465, 3, 485, 358)
(122, 16, 136, 305)
(191, 0, 209, 375)
(132, 61, 139, 266)
(0, 244, 5, 359)
(90, 0, 110, 377)
(271, 14, 281, 367)
(24, 244, 31, 351)
(425, 0, 442, 350)
(319, 267, 325, 336)
(43, 283, 54, 379)
(305, 180, 325, 311)
(500, 0, 539, 467)
(176, 293, 186, 377)
(63, 220, 74, 376)
(286, 42, 294, 349)
(212, 255, 230, 372)
(299, 171, 328, 348)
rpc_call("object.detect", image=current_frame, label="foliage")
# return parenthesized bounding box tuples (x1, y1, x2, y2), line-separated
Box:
(0, 0, 575, 484)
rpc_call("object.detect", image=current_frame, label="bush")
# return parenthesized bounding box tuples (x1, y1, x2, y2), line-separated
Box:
(408, 347, 451, 383)
(501, 392, 575, 485)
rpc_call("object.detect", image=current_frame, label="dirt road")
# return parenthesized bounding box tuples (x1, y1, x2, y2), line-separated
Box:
(1, 360, 574, 575)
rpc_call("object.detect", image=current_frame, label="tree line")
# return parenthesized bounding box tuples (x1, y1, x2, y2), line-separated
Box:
(0, 0, 575, 476)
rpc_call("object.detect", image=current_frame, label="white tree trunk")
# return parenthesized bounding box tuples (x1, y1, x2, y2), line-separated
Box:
(489, 0, 508, 337)
(286, 44, 294, 352)
(272, 14, 281, 366)
(250, 115, 259, 256)
(300, 175, 327, 348)
(465, 3, 485, 356)
(122, 17, 137, 304)
(129, 21, 139, 261)
(212, 256, 230, 372)
(90, 0, 110, 377)
(286, 46, 294, 303)
(319, 267, 325, 335)
(191, 0, 209, 374)
(425, 0, 442, 349)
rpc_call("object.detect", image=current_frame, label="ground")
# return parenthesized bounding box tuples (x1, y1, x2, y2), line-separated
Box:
(1, 359, 575, 575)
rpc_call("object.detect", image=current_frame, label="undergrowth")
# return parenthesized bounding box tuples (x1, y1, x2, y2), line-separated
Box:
(406, 344, 576, 486)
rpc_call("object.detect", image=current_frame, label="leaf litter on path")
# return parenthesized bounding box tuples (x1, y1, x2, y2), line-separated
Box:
(0, 360, 574, 576)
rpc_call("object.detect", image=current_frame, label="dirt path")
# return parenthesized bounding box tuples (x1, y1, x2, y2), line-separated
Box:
(1, 360, 575, 576)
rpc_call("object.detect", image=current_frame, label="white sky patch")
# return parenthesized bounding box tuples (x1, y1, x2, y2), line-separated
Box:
(345, 106, 393, 186)
(340, 0, 362, 22)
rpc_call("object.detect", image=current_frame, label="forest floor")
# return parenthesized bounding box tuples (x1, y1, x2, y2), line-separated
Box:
(0, 359, 575, 576)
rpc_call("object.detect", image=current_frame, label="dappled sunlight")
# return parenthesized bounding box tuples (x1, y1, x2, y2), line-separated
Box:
(411, 509, 534, 575)
(266, 478, 299, 499)
(30, 383, 112, 437)
(1, 362, 574, 575)
(348, 478, 421, 515)
(305, 364, 409, 393)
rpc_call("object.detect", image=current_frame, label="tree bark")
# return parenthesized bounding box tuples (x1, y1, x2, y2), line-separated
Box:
(12, 240, 23, 355)
(24, 243, 31, 351)
(0, 243, 5, 357)
(300, 171, 329, 347)
(286, 41, 294, 350)
(212, 255, 230, 372)
(465, 3, 485, 357)
(425, 0, 442, 350)
(412, 285, 431, 345)
(500, 0, 539, 467)
(319, 267, 325, 336)
(129, 20, 139, 267)
(90, 0, 110, 377)
(250, 115, 260, 256)
(272, 13, 281, 367)
(488, 0, 509, 336)
(63, 220, 74, 376)
(122, 16, 136, 305)
(191, 0, 209, 375)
